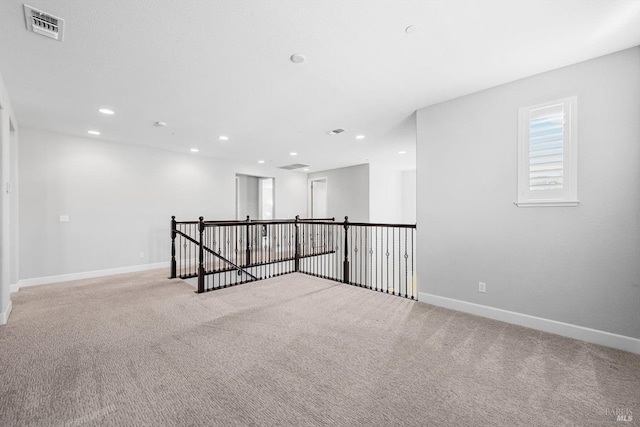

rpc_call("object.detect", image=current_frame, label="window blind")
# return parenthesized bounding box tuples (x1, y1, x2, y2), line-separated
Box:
(528, 103, 564, 191)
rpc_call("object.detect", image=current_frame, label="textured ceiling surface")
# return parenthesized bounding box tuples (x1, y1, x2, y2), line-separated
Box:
(1, 0, 639, 172)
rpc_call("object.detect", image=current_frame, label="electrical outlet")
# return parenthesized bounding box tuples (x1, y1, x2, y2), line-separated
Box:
(59, 215, 69, 223)
(478, 282, 486, 293)
(139, 251, 144, 258)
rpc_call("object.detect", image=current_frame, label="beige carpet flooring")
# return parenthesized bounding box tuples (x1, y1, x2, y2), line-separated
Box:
(1, 270, 638, 426)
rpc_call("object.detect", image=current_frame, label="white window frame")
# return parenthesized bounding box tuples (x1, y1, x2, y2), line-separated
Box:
(516, 96, 579, 207)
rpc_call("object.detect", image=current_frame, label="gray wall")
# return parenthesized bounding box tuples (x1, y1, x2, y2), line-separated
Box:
(416, 47, 640, 339)
(308, 164, 370, 222)
(19, 128, 306, 280)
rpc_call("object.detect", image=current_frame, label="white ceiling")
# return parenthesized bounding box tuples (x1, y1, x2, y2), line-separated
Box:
(1, 0, 639, 172)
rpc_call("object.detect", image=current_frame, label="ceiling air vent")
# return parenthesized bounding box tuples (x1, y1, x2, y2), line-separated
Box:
(24, 4, 64, 41)
(327, 128, 346, 135)
(279, 163, 310, 170)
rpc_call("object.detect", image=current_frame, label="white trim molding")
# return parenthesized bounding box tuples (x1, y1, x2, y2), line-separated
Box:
(419, 292, 640, 355)
(10, 282, 19, 293)
(14, 261, 170, 291)
(514, 200, 579, 207)
(0, 300, 12, 325)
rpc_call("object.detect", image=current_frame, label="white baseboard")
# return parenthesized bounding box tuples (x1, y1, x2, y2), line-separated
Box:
(10, 283, 19, 293)
(0, 300, 12, 325)
(15, 262, 170, 291)
(419, 292, 640, 355)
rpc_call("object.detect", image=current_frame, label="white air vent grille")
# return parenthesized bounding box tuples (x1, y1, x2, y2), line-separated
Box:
(279, 163, 310, 170)
(327, 128, 346, 135)
(24, 4, 64, 41)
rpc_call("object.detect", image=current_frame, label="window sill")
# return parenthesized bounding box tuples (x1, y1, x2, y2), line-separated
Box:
(514, 200, 580, 208)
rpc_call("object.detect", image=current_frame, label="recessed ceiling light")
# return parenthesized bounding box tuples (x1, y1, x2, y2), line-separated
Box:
(290, 53, 306, 64)
(290, 152, 298, 156)
(154, 121, 167, 127)
(398, 151, 407, 155)
(219, 135, 229, 141)
(356, 135, 366, 140)
(98, 108, 114, 115)
(88, 130, 100, 135)
(303, 168, 309, 171)
(258, 160, 265, 164)
(190, 148, 199, 153)
(405, 25, 417, 34)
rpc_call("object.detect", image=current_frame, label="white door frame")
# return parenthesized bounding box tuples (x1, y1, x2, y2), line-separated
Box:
(308, 177, 328, 219)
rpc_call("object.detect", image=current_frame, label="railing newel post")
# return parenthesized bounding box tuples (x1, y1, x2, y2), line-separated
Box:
(197, 216, 205, 293)
(170, 215, 177, 279)
(343, 216, 350, 284)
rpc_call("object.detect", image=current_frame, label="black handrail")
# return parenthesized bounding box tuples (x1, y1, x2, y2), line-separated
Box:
(203, 217, 335, 226)
(298, 220, 416, 228)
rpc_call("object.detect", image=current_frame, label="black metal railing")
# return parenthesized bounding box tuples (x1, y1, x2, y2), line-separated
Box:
(170, 216, 417, 299)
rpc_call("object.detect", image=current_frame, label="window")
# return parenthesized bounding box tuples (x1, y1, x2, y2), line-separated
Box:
(516, 96, 579, 207)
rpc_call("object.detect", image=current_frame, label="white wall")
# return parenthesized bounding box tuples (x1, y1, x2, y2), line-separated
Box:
(19, 128, 306, 281)
(401, 169, 416, 224)
(416, 47, 640, 340)
(308, 164, 370, 222)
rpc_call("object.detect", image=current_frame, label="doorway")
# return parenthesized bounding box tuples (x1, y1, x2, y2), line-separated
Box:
(309, 178, 328, 219)
(236, 174, 274, 220)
